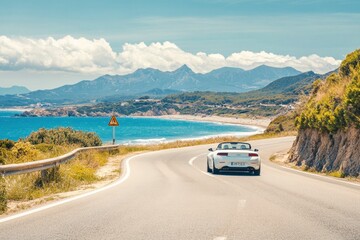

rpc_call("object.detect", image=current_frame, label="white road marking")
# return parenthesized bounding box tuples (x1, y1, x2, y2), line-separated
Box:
(188, 154, 216, 178)
(189, 156, 198, 166)
(0, 152, 149, 224)
(188, 154, 237, 186)
(213, 237, 227, 240)
(237, 199, 247, 210)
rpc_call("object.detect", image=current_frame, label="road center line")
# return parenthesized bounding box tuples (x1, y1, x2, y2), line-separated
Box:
(213, 237, 227, 240)
(237, 199, 247, 210)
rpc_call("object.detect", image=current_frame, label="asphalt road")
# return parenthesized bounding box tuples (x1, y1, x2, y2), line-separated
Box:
(1, 137, 359, 240)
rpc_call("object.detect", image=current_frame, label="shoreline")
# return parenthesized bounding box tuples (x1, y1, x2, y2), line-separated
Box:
(142, 114, 271, 129)
(120, 130, 263, 146)
(0, 108, 33, 112)
(0, 111, 271, 143)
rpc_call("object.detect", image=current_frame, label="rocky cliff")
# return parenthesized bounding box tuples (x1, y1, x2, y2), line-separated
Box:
(288, 49, 360, 177)
(288, 127, 360, 176)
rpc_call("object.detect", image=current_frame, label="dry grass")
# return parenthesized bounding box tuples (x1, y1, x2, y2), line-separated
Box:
(328, 171, 346, 178)
(4, 143, 78, 165)
(5, 150, 115, 202)
(315, 74, 351, 102)
(269, 155, 277, 161)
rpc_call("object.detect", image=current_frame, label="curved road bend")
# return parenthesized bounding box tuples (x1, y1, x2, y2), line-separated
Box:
(1, 137, 359, 240)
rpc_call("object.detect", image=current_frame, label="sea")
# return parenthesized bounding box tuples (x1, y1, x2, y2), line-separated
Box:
(0, 110, 262, 144)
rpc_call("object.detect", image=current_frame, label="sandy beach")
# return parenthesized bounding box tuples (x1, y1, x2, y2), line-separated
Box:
(151, 114, 272, 129)
(0, 108, 33, 112)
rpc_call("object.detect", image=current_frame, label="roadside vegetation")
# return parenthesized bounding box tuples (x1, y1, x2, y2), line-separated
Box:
(0, 127, 102, 165)
(0, 128, 103, 213)
(6, 150, 113, 201)
(265, 111, 297, 133)
(26, 127, 102, 147)
(295, 49, 360, 132)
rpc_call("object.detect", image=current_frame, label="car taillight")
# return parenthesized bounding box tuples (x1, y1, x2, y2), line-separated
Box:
(248, 153, 258, 157)
(217, 152, 228, 156)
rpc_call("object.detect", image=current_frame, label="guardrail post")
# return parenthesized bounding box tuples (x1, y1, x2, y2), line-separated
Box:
(40, 169, 48, 182)
(38, 166, 60, 187)
(0, 176, 6, 214)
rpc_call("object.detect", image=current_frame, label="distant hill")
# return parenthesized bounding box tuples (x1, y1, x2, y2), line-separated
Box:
(0, 65, 301, 106)
(98, 88, 182, 102)
(257, 70, 336, 95)
(256, 71, 318, 94)
(78, 70, 332, 117)
(203, 65, 300, 91)
(164, 70, 329, 106)
(18, 69, 333, 118)
(0, 86, 30, 95)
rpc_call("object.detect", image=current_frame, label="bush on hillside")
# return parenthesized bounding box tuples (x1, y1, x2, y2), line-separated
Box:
(339, 49, 360, 77)
(9, 142, 41, 164)
(26, 127, 102, 147)
(266, 112, 297, 133)
(0, 139, 15, 150)
(344, 68, 360, 127)
(296, 49, 360, 132)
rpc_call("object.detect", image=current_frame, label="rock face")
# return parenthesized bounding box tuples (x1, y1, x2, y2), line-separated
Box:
(288, 127, 360, 176)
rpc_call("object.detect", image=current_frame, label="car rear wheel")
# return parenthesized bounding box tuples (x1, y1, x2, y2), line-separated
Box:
(212, 161, 219, 174)
(207, 160, 211, 173)
(254, 168, 261, 176)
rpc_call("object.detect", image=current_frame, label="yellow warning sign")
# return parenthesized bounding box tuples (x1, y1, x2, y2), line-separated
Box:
(108, 115, 119, 126)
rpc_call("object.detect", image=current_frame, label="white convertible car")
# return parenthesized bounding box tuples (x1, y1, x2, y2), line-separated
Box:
(207, 142, 261, 175)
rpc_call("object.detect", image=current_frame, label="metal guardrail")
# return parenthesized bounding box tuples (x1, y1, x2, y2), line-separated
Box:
(0, 145, 120, 176)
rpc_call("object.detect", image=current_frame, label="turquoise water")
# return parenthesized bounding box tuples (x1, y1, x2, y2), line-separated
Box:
(0, 110, 259, 144)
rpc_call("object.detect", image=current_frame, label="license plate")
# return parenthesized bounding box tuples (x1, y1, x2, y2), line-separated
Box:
(231, 162, 245, 166)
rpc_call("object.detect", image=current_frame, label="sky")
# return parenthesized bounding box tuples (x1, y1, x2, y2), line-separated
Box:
(0, 0, 359, 90)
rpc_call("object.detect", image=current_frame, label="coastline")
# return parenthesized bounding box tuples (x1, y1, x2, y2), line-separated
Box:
(0, 108, 33, 112)
(146, 114, 271, 129)
(0, 110, 271, 143)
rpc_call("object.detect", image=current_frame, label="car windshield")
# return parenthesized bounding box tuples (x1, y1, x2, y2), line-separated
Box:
(217, 142, 251, 150)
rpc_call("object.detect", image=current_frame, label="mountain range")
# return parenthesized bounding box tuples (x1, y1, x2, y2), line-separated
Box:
(0, 86, 30, 95)
(0, 65, 301, 106)
(163, 70, 331, 107)
(17, 68, 334, 117)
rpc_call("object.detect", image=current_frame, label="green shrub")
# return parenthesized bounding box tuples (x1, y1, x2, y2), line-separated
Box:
(0, 139, 15, 150)
(26, 127, 102, 147)
(266, 111, 297, 133)
(344, 69, 360, 127)
(296, 49, 360, 132)
(328, 171, 346, 178)
(10, 142, 41, 164)
(339, 49, 360, 77)
(0, 148, 7, 164)
(0, 178, 6, 213)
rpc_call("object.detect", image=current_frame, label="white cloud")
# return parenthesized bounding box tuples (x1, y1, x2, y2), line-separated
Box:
(0, 35, 118, 73)
(0, 36, 341, 75)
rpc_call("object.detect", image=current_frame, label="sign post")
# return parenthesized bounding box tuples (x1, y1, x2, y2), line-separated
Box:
(108, 115, 119, 145)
